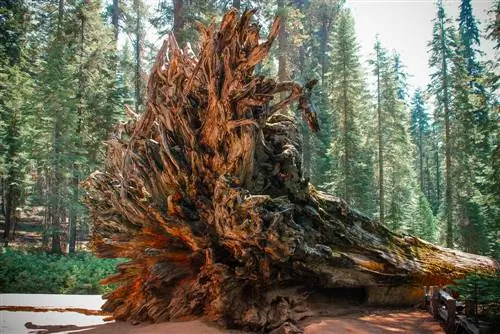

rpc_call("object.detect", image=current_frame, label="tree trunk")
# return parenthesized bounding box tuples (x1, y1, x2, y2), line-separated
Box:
(439, 11, 453, 248)
(69, 3, 86, 255)
(50, 0, 65, 255)
(277, 0, 288, 103)
(173, 0, 184, 46)
(432, 122, 441, 214)
(83, 10, 497, 333)
(134, 0, 142, 114)
(112, 0, 119, 42)
(418, 125, 424, 192)
(342, 60, 349, 203)
(3, 108, 20, 245)
(375, 43, 385, 225)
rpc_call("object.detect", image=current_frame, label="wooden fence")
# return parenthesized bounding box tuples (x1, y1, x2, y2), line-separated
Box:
(425, 286, 481, 334)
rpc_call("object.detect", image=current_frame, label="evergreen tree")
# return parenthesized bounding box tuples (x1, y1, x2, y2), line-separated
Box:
(383, 52, 417, 232)
(371, 37, 388, 225)
(0, 0, 33, 244)
(428, 0, 455, 248)
(451, 0, 499, 255)
(370, 41, 425, 233)
(151, 0, 218, 47)
(410, 89, 429, 196)
(458, 0, 482, 82)
(306, 0, 343, 189)
(67, 0, 122, 254)
(327, 9, 376, 215)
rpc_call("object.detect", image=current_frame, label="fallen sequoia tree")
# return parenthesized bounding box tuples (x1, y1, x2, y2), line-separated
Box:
(83, 9, 497, 333)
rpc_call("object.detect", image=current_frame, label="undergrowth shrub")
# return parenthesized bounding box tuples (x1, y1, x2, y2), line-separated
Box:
(0, 248, 124, 294)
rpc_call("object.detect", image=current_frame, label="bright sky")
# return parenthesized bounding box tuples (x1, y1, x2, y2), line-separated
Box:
(346, 0, 497, 93)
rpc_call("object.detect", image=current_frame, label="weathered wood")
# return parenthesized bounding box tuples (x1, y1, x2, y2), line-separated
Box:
(457, 315, 480, 334)
(443, 292, 457, 334)
(82, 9, 498, 333)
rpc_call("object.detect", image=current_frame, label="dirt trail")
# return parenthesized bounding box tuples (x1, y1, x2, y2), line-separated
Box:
(17, 309, 444, 334)
(303, 310, 444, 333)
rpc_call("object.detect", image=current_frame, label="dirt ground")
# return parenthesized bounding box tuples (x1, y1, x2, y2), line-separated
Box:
(16, 309, 444, 334)
(303, 310, 444, 334)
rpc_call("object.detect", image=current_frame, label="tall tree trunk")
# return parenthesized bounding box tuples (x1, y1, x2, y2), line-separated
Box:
(112, 0, 119, 42)
(439, 14, 453, 248)
(277, 0, 288, 102)
(418, 126, 424, 192)
(50, 0, 65, 254)
(173, 0, 184, 46)
(435, 145, 441, 211)
(296, 17, 310, 179)
(232, 0, 241, 10)
(342, 66, 349, 202)
(319, 21, 327, 86)
(3, 87, 21, 246)
(134, 0, 142, 114)
(376, 45, 385, 225)
(3, 178, 14, 245)
(69, 4, 86, 255)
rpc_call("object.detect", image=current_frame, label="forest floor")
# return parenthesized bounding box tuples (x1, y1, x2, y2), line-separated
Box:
(0, 294, 444, 334)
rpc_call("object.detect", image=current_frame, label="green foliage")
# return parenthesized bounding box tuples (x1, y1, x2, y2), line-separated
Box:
(326, 8, 376, 216)
(0, 248, 124, 294)
(458, 0, 482, 79)
(450, 273, 500, 324)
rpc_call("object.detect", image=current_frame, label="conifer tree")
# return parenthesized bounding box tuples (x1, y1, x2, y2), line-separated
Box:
(458, 0, 482, 83)
(384, 52, 417, 232)
(305, 0, 343, 189)
(151, 0, 218, 47)
(372, 38, 387, 225)
(428, 0, 455, 247)
(328, 9, 376, 214)
(0, 0, 33, 244)
(67, 0, 121, 253)
(410, 89, 430, 196)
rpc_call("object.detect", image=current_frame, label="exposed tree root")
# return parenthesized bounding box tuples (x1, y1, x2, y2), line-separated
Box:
(83, 9, 497, 333)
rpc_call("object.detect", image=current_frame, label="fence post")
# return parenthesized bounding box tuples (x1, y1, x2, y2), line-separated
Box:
(445, 296, 456, 334)
(431, 286, 440, 319)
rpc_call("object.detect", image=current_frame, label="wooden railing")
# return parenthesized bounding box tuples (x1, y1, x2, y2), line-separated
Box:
(425, 286, 481, 334)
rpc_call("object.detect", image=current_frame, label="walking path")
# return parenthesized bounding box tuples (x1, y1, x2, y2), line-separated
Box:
(0, 294, 444, 334)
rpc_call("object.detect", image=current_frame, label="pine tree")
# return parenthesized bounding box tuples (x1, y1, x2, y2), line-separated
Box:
(370, 41, 425, 233)
(482, 0, 500, 257)
(151, 0, 218, 47)
(451, 0, 498, 255)
(410, 89, 430, 196)
(371, 37, 387, 225)
(66, 0, 121, 254)
(0, 0, 33, 244)
(458, 0, 482, 82)
(328, 9, 376, 215)
(303, 0, 343, 189)
(384, 52, 416, 232)
(428, 0, 455, 248)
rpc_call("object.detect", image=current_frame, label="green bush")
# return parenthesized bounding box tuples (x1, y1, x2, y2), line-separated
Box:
(450, 272, 500, 325)
(0, 248, 125, 294)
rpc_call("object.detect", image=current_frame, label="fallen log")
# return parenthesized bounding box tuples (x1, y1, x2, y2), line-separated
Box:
(82, 9, 497, 333)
